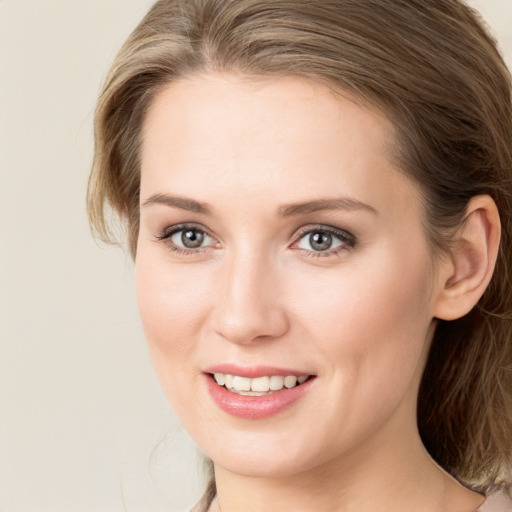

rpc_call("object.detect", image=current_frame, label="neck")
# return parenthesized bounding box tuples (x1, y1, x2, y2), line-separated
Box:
(211, 414, 483, 512)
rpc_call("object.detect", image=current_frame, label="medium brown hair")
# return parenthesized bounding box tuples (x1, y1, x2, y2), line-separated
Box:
(88, 0, 512, 491)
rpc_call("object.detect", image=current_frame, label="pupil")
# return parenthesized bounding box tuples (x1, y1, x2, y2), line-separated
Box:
(182, 229, 204, 248)
(310, 232, 332, 251)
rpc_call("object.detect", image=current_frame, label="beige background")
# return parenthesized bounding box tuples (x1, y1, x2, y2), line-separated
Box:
(0, 1, 511, 511)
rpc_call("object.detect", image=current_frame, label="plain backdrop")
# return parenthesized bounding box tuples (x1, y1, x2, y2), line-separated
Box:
(0, 1, 511, 511)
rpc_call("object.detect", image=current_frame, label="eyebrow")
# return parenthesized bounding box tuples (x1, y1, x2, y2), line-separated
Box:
(278, 198, 378, 217)
(142, 194, 213, 215)
(141, 193, 377, 217)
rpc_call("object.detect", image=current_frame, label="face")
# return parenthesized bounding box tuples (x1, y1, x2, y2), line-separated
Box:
(137, 74, 439, 478)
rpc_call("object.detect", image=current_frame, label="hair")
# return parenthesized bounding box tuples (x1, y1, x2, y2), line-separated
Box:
(88, 0, 512, 493)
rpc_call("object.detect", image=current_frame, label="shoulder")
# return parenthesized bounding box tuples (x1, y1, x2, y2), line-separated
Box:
(477, 489, 512, 512)
(186, 486, 217, 512)
(184, 503, 205, 512)
(185, 501, 207, 512)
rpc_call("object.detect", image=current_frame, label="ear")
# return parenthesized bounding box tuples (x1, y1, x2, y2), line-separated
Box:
(433, 195, 501, 321)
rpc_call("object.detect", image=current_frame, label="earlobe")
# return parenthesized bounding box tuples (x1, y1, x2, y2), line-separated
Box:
(433, 195, 501, 321)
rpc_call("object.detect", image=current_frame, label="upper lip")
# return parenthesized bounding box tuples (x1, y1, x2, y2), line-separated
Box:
(204, 364, 315, 379)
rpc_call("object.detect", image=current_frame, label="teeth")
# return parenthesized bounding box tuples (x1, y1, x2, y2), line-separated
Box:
(213, 373, 310, 394)
(214, 373, 225, 386)
(251, 376, 270, 392)
(284, 376, 297, 388)
(224, 374, 234, 388)
(270, 375, 284, 390)
(233, 376, 251, 391)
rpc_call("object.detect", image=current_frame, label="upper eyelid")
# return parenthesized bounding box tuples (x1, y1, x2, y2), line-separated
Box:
(155, 224, 219, 254)
(157, 223, 215, 240)
(154, 222, 355, 249)
(292, 224, 355, 240)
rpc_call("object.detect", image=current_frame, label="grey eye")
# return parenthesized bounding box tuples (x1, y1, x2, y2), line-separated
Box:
(170, 228, 211, 249)
(297, 230, 345, 252)
(182, 229, 204, 248)
(309, 232, 333, 251)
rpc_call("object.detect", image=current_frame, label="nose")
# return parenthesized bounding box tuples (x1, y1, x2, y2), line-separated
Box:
(210, 251, 289, 345)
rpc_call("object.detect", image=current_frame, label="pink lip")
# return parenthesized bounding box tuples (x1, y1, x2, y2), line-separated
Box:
(204, 371, 316, 420)
(204, 364, 312, 379)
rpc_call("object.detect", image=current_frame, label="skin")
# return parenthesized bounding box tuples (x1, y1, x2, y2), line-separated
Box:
(136, 74, 489, 511)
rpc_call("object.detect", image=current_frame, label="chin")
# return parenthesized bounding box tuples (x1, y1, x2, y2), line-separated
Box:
(213, 452, 316, 479)
(197, 427, 328, 479)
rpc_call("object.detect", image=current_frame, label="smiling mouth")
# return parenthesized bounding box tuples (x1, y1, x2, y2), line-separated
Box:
(211, 373, 313, 396)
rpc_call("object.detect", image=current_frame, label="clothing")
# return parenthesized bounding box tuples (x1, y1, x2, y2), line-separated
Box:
(187, 488, 512, 512)
(188, 485, 216, 512)
(477, 489, 512, 512)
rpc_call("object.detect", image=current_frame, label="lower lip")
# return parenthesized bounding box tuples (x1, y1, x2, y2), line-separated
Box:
(205, 375, 315, 419)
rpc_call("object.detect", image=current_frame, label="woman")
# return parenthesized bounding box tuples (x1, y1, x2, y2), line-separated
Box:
(88, 1, 512, 511)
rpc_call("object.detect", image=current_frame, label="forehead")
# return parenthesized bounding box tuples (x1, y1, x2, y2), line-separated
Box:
(140, 73, 418, 218)
(141, 73, 394, 161)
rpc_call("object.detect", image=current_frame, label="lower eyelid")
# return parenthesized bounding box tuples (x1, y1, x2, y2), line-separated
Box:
(154, 224, 355, 256)
(295, 228, 355, 245)
(155, 225, 221, 255)
(296, 245, 351, 258)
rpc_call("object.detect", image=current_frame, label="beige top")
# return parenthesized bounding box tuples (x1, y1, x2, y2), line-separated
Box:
(188, 489, 512, 512)
(476, 489, 512, 512)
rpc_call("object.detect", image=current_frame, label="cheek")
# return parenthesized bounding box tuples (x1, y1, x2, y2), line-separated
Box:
(135, 253, 219, 428)
(135, 250, 212, 378)
(289, 248, 434, 406)
(290, 252, 431, 341)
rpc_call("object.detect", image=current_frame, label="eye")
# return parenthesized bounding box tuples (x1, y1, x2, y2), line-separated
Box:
(156, 224, 217, 253)
(171, 228, 209, 249)
(294, 226, 355, 256)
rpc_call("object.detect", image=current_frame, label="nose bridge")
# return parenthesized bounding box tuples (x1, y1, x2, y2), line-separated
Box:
(212, 245, 288, 344)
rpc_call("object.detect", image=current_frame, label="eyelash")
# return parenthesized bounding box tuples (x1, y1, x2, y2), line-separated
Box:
(292, 225, 356, 258)
(155, 223, 216, 256)
(154, 223, 357, 258)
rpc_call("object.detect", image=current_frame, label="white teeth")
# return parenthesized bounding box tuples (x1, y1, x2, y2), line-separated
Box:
(269, 375, 285, 390)
(214, 373, 225, 386)
(224, 374, 234, 389)
(251, 376, 270, 392)
(233, 376, 251, 392)
(213, 373, 310, 394)
(284, 376, 297, 388)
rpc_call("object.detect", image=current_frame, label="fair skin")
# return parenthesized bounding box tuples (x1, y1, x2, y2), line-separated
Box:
(136, 74, 499, 512)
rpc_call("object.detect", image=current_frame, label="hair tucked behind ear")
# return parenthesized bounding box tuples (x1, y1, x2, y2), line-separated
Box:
(88, 0, 512, 492)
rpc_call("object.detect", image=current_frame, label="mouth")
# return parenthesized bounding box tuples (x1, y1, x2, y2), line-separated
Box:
(204, 368, 316, 419)
(211, 373, 312, 396)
